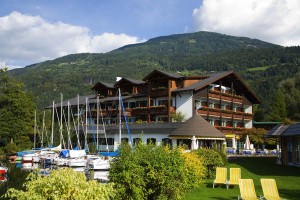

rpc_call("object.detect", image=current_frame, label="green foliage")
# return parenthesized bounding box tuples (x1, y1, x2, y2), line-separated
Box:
(242, 128, 276, 146)
(170, 111, 186, 122)
(268, 89, 287, 121)
(4, 168, 116, 200)
(181, 152, 206, 188)
(109, 143, 202, 200)
(9, 31, 279, 109)
(0, 69, 36, 152)
(194, 148, 224, 179)
(6, 32, 300, 121)
(279, 72, 300, 121)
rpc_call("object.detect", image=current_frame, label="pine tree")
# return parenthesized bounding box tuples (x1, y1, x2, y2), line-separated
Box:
(268, 89, 287, 122)
(0, 68, 36, 151)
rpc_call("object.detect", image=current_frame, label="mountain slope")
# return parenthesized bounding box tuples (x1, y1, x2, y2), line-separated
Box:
(9, 31, 291, 111)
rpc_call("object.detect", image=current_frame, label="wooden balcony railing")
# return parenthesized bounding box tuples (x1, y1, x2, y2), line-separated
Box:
(197, 107, 253, 120)
(149, 88, 168, 96)
(209, 90, 243, 103)
(215, 126, 246, 134)
(150, 105, 168, 114)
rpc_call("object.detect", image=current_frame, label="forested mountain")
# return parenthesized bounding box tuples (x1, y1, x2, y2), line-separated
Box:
(8, 31, 300, 121)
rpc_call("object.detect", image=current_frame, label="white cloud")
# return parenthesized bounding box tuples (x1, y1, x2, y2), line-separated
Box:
(0, 12, 143, 68)
(193, 0, 300, 46)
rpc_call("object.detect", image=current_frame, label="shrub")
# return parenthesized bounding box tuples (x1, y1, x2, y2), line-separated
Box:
(4, 168, 115, 200)
(181, 151, 206, 188)
(194, 148, 224, 178)
(109, 143, 198, 200)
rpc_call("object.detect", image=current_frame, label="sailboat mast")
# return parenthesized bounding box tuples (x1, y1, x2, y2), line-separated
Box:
(77, 95, 81, 149)
(67, 101, 71, 149)
(34, 110, 36, 149)
(51, 101, 54, 146)
(96, 96, 99, 152)
(60, 93, 63, 148)
(118, 88, 122, 145)
(41, 111, 45, 148)
(85, 97, 88, 150)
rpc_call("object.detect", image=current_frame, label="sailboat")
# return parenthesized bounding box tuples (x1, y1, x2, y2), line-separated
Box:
(67, 97, 88, 167)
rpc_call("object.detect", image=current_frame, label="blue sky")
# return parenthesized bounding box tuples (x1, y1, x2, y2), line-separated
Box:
(0, 0, 200, 39)
(1, 0, 300, 69)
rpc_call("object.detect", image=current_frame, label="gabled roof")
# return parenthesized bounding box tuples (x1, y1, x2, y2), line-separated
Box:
(91, 81, 115, 90)
(266, 124, 289, 137)
(281, 123, 300, 136)
(143, 69, 184, 81)
(169, 114, 225, 138)
(173, 71, 261, 104)
(115, 77, 145, 86)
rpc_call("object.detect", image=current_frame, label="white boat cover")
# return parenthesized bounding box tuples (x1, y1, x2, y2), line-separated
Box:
(69, 150, 86, 158)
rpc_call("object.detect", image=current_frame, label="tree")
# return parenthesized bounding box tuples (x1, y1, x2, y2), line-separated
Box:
(109, 143, 204, 200)
(242, 128, 276, 148)
(194, 148, 224, 178)
(170, 111, 186, 122)
(0, 68, 36, 151)
(279, 73, 300, 120)
(268, 89, 287, 122)
(4, 168, 115, 199)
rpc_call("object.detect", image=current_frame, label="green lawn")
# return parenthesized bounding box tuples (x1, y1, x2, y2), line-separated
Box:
(247, 66, 272, 71)
(185, 157, 300, 200)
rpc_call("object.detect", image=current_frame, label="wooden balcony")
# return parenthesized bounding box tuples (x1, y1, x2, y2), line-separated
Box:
(131, 107, 149, 115)
(197, 107, 253, 121)
(150, 105, 168, 114)
(222, 112, 232, 118)
(150, 88, 168, 97)
(215, 126, 246, 134)
(209, 90, 243, 103)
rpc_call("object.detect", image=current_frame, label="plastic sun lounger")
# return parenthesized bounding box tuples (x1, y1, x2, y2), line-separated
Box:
(260, 179, 284, 200)
(238, 179, 262, 200)
(227, 168, 241, 189)
(213, 167, 227, 188)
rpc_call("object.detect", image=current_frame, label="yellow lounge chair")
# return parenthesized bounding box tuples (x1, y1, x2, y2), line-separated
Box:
(227, 168, 241, 189)
(213, 167, 227, 188)
(261, 178, 284, 200)
(238, 179, 261, 200)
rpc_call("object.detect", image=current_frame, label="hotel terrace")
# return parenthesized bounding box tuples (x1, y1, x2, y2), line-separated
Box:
(55, 69, 260, 151)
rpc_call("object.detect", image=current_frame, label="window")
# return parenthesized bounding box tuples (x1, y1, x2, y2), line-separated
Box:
(221, 104, 226, 110)
(209, 119, 214, 126)
(177, 139, 191, 149)
(162, 138, 172, 146)
(233, 106, 236, 112)
(233, 121, 237, 128)
(222, 121, 226, 127)
(99, 138, 114, 145)
(129, 102, 136, 108)
(123, 102, 129, 108)
(147, 138, 156, 144)
(121, 137, 129, 144)
(158, 100, 168, 106)
(138, 101, 147, 107)
(133, 138, 142, 144)
(226, 139, 233, 148)
(209, 102, 214, 108)
(196, 100, 201, 110)
(150, 99, 154, 106)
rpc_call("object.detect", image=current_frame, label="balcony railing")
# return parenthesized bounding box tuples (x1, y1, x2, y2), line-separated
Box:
(209, 90, 243, 103)
(150, 105, 168, 114)
(215, 126, 246, 134)
(149, 87, 168, 96)
(197, 107, 253, 120)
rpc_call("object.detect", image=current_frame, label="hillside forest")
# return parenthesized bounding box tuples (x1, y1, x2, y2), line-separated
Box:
(8, 32, 300, 123)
